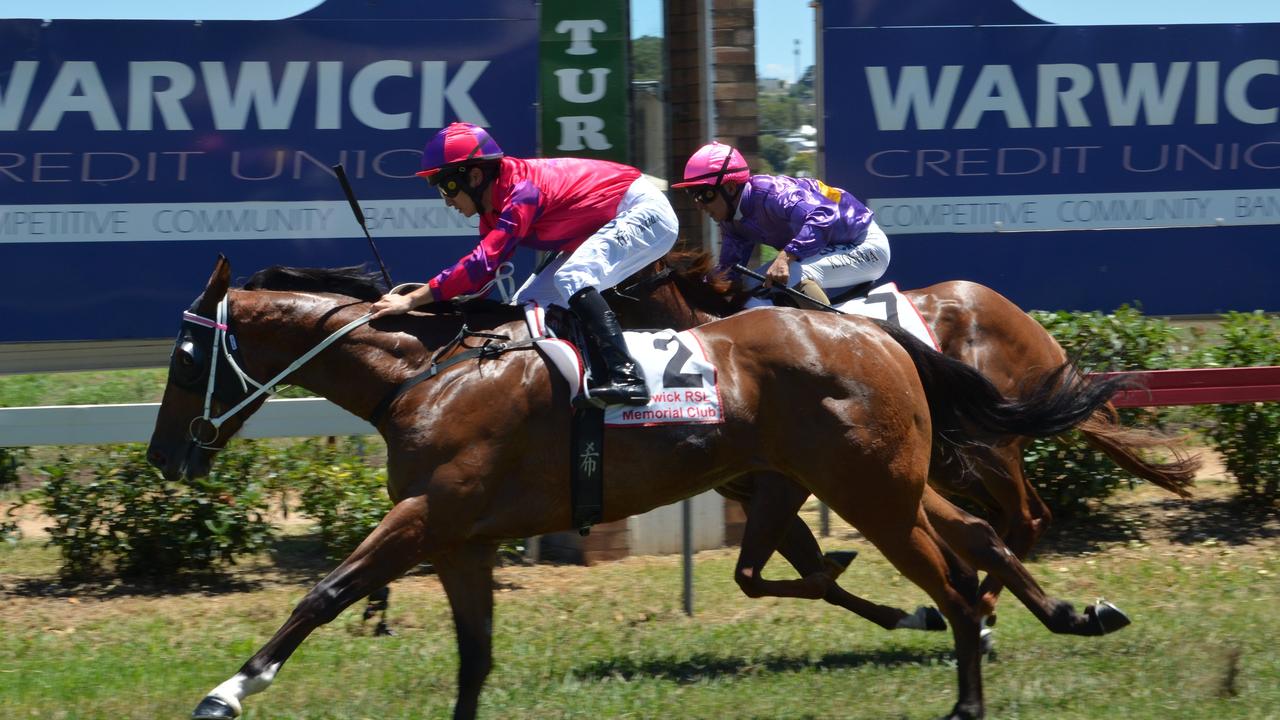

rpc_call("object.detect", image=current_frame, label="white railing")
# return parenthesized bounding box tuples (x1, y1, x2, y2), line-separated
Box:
(0, 397, 369, 447)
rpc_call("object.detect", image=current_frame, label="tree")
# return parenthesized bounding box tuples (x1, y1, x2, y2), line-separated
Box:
(758, 135, 792, 174)
(785, 150, 816, 178)
(790, 65, 815, 99)
(759, 94, 799, 134)
(631, 36, 663, 82)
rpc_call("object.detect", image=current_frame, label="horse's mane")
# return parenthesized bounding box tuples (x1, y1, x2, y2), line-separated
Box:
(662, 249, 748, 318)
(240, 265, 387, 301)
(239, 264, 523, 328)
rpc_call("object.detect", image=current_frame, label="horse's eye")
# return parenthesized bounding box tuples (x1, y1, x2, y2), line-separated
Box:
(178, 340, 201, 370)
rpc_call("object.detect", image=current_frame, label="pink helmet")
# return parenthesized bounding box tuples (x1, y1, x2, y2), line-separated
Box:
(416, 122, 504, 179)
(671, 141, 750, 188)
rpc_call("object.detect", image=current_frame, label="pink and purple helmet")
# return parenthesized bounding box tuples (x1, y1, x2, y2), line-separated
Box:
(416, 122, 504, 180)
(670, 141, 750, 189)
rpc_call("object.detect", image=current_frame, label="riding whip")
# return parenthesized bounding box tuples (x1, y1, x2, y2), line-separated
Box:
(332, 164, 394, 290)
(732, 264, 846, 314)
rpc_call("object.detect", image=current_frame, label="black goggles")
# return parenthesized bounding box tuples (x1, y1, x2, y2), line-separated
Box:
(429, 167, 468, 198)
(686, 185, 719, 204)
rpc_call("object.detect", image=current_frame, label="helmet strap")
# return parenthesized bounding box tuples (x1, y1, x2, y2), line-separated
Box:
(461, 163, 497, 212)
(718, 181, 743, 215)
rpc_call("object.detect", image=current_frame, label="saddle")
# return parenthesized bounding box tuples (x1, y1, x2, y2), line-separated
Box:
(761, 278, 874, 309)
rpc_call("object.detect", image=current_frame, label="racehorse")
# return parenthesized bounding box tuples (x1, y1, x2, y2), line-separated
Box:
(607, 249, 1198, 628)
(148, 256, 1134, 720)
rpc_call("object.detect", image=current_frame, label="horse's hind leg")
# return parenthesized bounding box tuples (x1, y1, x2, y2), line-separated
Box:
(730, 474, 939, 631)
(922, 487, 1131, 637)
(191, 496, 434, 719)
(972, 444, 1053, 615)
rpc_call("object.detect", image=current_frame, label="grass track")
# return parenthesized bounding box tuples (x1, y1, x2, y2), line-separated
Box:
(2, 480, 1277, 720)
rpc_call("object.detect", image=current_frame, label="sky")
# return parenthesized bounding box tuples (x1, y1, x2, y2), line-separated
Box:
(6, 0, 1280, 84)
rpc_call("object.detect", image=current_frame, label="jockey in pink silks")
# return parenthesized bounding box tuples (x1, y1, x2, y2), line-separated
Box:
(370, 122, 678, 406)
(671, 141, 890, 307)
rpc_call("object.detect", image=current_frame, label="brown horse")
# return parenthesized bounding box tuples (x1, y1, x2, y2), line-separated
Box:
(607, 249, 1198, 628)
(149, 256, 1134, 720)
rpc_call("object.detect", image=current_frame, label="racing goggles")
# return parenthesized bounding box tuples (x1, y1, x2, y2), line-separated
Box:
(686, 185, 719, 205)
(429, 166, 468, 198)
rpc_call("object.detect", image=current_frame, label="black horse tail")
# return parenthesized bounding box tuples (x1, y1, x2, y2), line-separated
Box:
(875, 320, 1132, 447)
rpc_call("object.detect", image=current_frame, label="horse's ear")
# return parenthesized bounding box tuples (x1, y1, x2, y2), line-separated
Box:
(192, 254, 232, 314)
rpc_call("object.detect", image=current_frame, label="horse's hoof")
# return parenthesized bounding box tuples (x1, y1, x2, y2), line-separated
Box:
(822, 550, 858, 578)
(939, 702, 984, 719)
(979, 626, 995, 655)
(921, 606, 947, 631)
(192, 695, 238, 719)
(1086, 600, 1132, 635)
(895, 605, 947, 631)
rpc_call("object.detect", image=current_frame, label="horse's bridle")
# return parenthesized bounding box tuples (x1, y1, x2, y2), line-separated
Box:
(176, 296, 373, 449)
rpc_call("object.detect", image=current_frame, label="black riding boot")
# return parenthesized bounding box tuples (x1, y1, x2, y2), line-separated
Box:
(569, 287, 649, 406)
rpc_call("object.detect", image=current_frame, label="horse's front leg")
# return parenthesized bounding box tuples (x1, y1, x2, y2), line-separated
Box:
(732, 474, 945, 631)
(435, 542, 498, 720)
(191, 495, 433, 719)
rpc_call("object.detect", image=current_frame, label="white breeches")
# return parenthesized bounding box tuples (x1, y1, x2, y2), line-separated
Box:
(513, 176, 679, 309)
(743, 221, 891, 308)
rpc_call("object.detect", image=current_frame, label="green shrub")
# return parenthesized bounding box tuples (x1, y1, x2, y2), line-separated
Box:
(0, 447, 22, 487)
(1024, 306, 1187, 518)
(1, 447, 24, 544)
(295, 439, 392, 562)
(1031, 305, 1185, 372)
(1198, 311, 1280, 504)
(36, 442, 274, 579)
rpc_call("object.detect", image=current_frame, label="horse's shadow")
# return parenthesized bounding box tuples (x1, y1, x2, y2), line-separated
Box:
(2, 532, 338, 600)
(1034, 492, 1280, 558)
(572, 647, 954, 684)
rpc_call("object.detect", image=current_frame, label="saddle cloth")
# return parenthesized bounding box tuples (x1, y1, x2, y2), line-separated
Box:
(833, 282, 940, 352)
(523, 304, 725, 427)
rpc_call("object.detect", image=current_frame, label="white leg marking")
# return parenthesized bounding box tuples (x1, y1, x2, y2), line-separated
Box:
(208, 662, 282, 714)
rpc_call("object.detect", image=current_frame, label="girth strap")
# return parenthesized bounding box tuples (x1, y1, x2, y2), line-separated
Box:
(368, 334, 538, 427)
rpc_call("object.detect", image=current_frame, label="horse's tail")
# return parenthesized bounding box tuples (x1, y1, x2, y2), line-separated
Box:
(1077, 407, 1198, 497)
(875, 320, 1129, 445)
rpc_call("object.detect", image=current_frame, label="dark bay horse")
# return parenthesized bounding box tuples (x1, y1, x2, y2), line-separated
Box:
(149, 257, 1133, 720)
(607, 250, 1198, 625)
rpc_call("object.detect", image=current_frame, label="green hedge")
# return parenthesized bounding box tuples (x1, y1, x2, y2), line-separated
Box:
(34, 442, 274, 579)
(1027, 306, 1280, 514)
(1197, 312, 1280, 504)
(1024, 307, 1189, 517)
(292, 439, 393, 562)
(1, 448, 22, 544)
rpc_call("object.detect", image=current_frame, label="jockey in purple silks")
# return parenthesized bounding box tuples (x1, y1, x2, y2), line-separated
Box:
(370, 122, 678, 406)
(672, 141, 891, 307)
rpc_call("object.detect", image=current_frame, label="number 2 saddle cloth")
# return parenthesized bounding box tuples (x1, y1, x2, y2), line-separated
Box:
(522, 284, 937, 428)
(523, 303, 723, 427)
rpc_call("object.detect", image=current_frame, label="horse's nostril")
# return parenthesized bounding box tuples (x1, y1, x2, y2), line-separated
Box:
(146, 447, 166, 468)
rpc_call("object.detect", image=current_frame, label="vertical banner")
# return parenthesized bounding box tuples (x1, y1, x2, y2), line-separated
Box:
(540, 0, 630, 162)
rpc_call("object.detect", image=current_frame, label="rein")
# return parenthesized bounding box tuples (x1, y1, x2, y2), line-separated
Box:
(182, 296, 374, 447)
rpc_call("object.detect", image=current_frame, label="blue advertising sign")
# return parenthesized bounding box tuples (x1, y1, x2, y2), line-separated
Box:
(0, 0, 538, 344)
(822, 2, 1280, 314)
